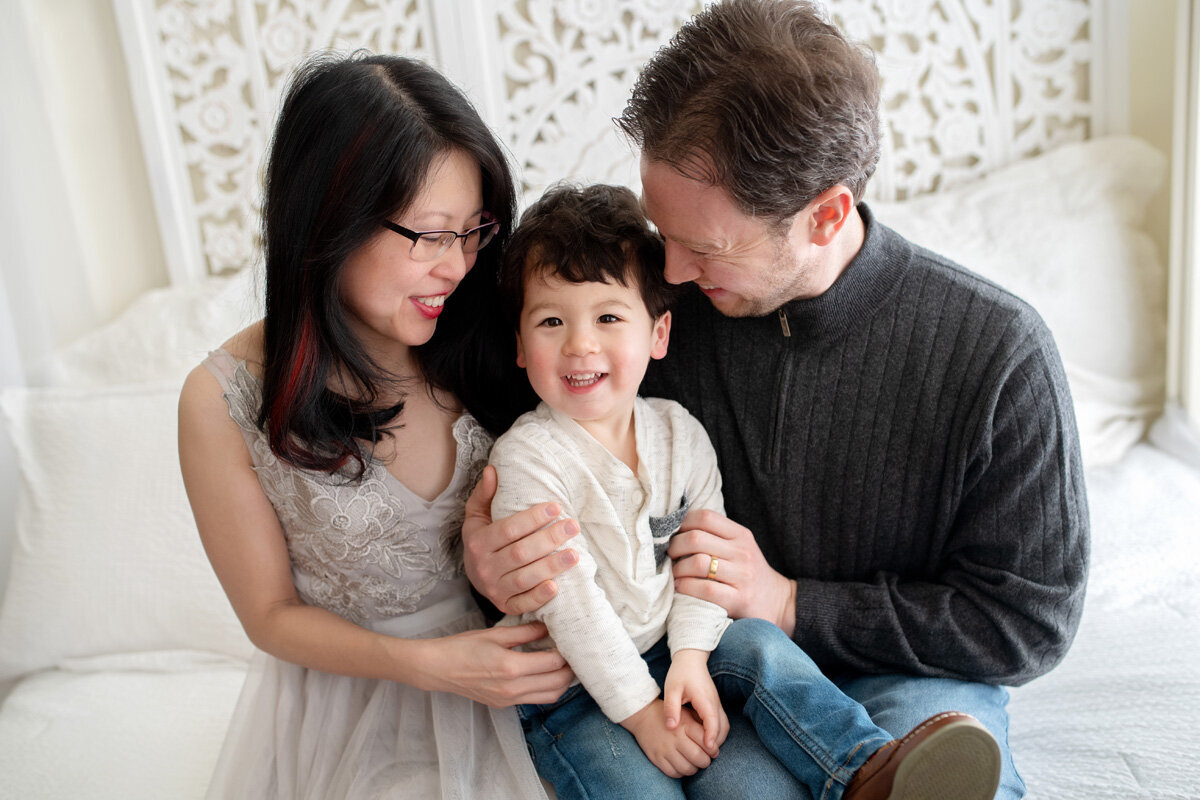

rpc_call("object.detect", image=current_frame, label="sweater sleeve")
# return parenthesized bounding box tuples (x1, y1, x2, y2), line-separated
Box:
(791, 334, 1090, 686)
(489, 427, 660, 722)
(663, 406, 731, 654)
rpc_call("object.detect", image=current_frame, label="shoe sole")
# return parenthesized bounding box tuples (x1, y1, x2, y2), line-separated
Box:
(885, 716, 1002, 800)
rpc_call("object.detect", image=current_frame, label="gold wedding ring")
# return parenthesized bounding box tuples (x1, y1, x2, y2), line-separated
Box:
(706, 556, 719, 580)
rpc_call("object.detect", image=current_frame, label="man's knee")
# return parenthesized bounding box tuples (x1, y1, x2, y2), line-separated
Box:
(718, 617, 793, 655)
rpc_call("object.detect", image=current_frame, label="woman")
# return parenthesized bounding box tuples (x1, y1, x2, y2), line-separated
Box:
(178, 53, 567, 799)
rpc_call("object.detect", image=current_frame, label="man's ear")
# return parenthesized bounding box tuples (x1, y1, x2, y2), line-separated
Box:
(515, 331, 526, 368)
(806, 185, 855, 246)
(650, 310, 671, 360)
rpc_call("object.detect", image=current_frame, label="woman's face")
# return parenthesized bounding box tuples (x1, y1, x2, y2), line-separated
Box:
(339, 148, 484, 362)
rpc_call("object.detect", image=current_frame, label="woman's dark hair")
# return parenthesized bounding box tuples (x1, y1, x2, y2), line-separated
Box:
(499, 183, 674, 325)
(259, 52, 524, 475)
(616, 0, 881, 226)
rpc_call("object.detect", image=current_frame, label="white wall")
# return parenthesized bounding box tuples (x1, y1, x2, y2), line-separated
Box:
(11, 0, 167, 360)
(1130, 1, 1179, 260)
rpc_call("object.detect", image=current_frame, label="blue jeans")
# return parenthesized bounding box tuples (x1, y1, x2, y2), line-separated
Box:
(518, 618, 893, 800)
(687, 669, 1027, 800)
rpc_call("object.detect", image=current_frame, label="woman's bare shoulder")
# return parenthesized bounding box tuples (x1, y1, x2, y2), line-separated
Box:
(180, 320, 265, 417)
(219, 321, 266, 377)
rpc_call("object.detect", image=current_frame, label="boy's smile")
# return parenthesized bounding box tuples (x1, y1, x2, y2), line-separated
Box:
(516, 271, 671, 443)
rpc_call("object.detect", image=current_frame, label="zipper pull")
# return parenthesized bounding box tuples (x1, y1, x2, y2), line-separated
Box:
(778, 308, 791, 337)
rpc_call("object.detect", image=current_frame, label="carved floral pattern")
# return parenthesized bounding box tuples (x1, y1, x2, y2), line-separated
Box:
(141, 0, 1105, 277)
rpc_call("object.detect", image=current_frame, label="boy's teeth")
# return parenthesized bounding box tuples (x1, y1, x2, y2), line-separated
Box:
(565, 373, 602, 387)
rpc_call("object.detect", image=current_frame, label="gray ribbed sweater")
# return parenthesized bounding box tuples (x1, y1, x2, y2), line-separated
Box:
(642, 205, 1089, 686)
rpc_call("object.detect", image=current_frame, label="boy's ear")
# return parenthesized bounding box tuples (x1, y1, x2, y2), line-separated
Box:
(650, 311, 671, 360)
(515, 331, 526, 368)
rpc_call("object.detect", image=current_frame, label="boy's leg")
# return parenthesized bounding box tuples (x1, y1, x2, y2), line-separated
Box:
(706, 618, 892, 798)
(835, 673, 1026, 800)
(682, 712, 813, 800)
(519, 643, 686, 800)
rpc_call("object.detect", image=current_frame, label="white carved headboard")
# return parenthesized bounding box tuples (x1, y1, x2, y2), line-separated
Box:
(114, 0, 1129, 285)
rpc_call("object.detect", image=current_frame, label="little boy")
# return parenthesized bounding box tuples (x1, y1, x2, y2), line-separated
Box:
(489, 183, 1002, 800)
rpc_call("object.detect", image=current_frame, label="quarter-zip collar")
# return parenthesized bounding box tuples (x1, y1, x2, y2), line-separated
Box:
(774, 204, 910, 344)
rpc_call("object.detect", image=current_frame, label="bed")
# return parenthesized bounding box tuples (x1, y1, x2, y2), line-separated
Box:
(2, 1, 1198, 798)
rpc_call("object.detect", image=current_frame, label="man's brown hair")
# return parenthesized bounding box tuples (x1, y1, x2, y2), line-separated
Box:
(618, 0, 881, 226)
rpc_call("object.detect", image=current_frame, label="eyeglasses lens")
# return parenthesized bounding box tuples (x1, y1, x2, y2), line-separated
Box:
(407, 221, 498, 262)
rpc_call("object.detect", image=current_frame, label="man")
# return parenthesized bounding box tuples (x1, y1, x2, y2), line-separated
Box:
(464, 2, 1088, 798)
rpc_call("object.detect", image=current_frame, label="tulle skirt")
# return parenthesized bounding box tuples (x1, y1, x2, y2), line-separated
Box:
(205, 592, 548, 799)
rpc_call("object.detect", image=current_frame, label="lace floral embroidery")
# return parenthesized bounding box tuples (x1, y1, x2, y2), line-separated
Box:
(441, 414, 495, 568)
(216, 355, 490, 624)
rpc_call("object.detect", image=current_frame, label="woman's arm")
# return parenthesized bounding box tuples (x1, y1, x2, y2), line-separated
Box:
(178, 365, 571, 706)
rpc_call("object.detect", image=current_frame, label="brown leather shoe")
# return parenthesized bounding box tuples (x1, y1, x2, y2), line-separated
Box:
(843, 712, 1001, 800)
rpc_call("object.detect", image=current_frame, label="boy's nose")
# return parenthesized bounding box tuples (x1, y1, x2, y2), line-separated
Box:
(563, 328, 599, 356)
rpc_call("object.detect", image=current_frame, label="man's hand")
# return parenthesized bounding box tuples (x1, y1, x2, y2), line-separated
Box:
(667, 509, 798, 636)
(462, 465, 580, 615)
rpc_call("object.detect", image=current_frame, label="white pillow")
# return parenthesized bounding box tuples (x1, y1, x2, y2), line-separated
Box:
(0, 381, 253, 682)
(873, 135, 1168, 467)
(51, 268, 260, 387)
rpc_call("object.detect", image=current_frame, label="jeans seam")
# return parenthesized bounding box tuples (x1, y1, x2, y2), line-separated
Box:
(709, 660, 857, 785)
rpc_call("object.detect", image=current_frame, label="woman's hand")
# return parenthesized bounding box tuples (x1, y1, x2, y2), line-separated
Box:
(667, 509, 798, 636)
(410, 621, 574, 707)
(462, 465, 580, 615)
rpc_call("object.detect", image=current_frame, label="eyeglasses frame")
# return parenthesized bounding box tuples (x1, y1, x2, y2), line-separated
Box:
(380, 214, 499, 261)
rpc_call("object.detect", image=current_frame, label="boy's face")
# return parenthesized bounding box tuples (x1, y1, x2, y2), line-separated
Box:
(516, 268, 670, 435)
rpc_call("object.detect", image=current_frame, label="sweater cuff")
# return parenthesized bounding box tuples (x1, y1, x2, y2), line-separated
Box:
(667, 596, 731, 655)
(668, 616, 731, 655)
(600, 673, 661, 724)
(790, 578, 838, 661)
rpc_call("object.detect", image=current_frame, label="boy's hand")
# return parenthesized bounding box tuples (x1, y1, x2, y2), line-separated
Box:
(620, 698, 718, 778)
(663, 649, 729, 751)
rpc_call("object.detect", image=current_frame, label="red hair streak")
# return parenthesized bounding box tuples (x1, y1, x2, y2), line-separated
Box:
(268, 312, 350, 472)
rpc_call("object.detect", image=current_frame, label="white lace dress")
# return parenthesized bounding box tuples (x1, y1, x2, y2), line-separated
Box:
(202, 349, 547, 800)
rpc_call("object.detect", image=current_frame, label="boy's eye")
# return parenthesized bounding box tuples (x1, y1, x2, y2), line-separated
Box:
(538, 317, 563, 328)
(598, 314, 621, 324)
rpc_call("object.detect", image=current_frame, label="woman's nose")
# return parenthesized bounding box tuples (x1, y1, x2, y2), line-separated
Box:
(433, 240, 471, 282)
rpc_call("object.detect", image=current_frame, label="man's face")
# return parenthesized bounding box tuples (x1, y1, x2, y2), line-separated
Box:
(640, 156, 818, 318)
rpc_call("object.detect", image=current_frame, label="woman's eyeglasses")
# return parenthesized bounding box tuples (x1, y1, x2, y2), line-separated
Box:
(381, 214, 499, 262)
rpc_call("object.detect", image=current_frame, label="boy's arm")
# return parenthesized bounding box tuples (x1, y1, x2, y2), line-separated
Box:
(490, 429, 659, 723)
(666, 407, 731, 654)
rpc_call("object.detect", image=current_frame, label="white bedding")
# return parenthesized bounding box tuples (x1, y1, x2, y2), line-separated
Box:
(1008, 416, 1200, 799)
(0, 434, 1195, 800)
(0, 654, 246, 799)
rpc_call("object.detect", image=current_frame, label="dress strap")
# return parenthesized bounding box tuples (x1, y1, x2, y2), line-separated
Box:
(201, 348, 266, 444)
